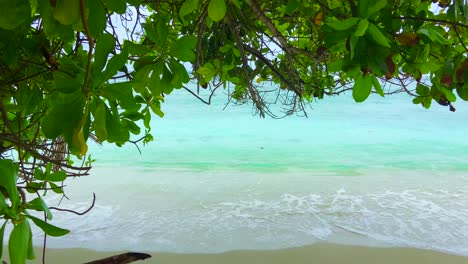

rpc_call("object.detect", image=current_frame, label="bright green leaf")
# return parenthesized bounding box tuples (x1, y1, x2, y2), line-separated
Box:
(367, 23, 390, 47)
(26, 215, 70, 237)
(0, 220, 6, 260)
(208, 0, 226, 22)
(353, 74, 373, 102)
(9, 219, 30, 264)
(26, 197, 53, 220)
(48, 171, 67, 182)
(371, 75, 384, 96)
(355, 19, 369, 37)
(180, 0, 199, 18)
(327, 17, 360, 30)
(197, 62, 217, 82)
(48, 182, 64, 194)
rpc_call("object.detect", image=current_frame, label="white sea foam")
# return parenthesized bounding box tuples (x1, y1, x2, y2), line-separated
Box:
(36, 176, 468, 256)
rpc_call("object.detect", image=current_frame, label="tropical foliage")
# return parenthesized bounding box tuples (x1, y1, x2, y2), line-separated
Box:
(0, 0, 466, 263)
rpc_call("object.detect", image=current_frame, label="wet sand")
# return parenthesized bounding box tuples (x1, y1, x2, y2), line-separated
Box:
(4, 243, 468, 264)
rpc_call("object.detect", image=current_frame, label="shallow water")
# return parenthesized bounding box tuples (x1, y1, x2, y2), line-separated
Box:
(35, 88, 468, 255)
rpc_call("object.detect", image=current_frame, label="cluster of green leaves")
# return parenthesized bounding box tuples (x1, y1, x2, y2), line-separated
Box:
(0, 0, 466, 263)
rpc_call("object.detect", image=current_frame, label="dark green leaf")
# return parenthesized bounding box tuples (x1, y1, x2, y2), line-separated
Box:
(0, 0, 31, 30)
(106, 0, 127, 14)
(101, 82, 138, 111)
(170, 35, 197, 62)
(353, 74, 373, 102)
(26, 215, 70, 237)
(208, 0, 226, 22)
(456, 83, 468, 100)
(358, 0, 370, 18)
(368, 0, 387, 18)
(0, 159, 19, 208)
(41, 90, 85, 142)
(285, 0, 300, 14)
(88, 0, 106, 37)
(93, 34, 116, 74)
(98, 48, 129, 84)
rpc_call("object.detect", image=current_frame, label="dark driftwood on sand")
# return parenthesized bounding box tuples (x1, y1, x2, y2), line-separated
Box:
(84, 252, 152, 264)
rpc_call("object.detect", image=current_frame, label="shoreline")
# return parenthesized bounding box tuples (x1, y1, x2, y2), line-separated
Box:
(4, 243, 468, 264)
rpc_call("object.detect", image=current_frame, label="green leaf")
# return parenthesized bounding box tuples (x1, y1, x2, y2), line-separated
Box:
(355, 19, 369, 37)
(101, 82, 138, 111)
(418, 27, 451, 45)
(208, 0, 226, 22)
(439, 86, 457, 102)
(416, 84, 430, 96)
(368, 0, 387, 18)
(0, 0, 31, 30)
(105, 106, 130, 145)
(88, 0, 106, 37)
(34, 168, 45, 181)
(9, 219, 31, 264)
(197, 62, 217, 82)
(0, 159, 19, 209)
(371, 75, 384, 96)
(327, 17, 360, 30)
(180, 0, 199, 18)
(41, 90, 85, 142)
(93, 99, 108, 141)
(98, 48, 129, 85)
(93, 34, 116, 74)
(367, 23, 390, 48)
(169, 35, 197, 62)
(0, 220, 6, 260)
(26, 197, 53, 220)
(150, 103, 164, 118)
(106, 0, 127, 14)
(456, 83, 468, 100)
(0, 192, 6, 213)
(48, 182, 64, 194)
(353, 74, 373, 102)
(358, 0, 370, 18)
(48, 171, 67, 182)
(169, 59, 190, 88)
(53, 71, 83, 94)
(26, 215, 70, 237)
(285, 0, 300, 14)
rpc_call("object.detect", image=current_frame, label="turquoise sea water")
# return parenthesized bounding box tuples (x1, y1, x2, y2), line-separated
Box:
(36, 88, 468, 255)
